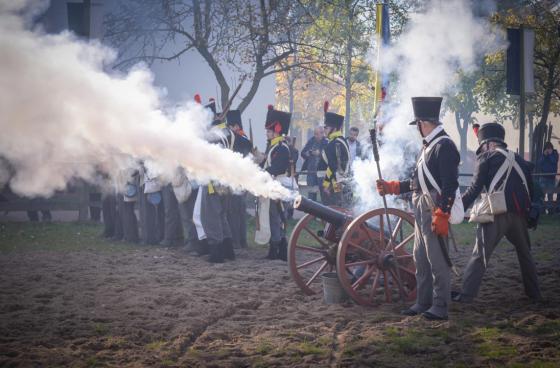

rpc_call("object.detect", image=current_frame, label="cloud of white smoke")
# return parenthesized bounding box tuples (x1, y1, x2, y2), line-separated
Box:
(0, 1, 292, 200)
(353, 0, 505, 212)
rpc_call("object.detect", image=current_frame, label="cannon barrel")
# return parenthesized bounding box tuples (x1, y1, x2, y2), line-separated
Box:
(293, 195, 349, 227)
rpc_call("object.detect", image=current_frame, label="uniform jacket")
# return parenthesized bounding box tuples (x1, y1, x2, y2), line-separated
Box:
(400, 129, 460, 213)
(319, 132, 350, 184)
(261, 137, 290, 177)
(462, 148, 534, 217)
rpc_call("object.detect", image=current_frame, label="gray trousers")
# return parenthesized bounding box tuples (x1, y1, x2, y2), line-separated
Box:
(200, 187, 231, 244)
(461, 212, 541, 300)
(141, 192, 165, 245)
(118, 196, 139, 243)
(269, 200, 285, 243)
(178, 188, 198, 245)
(228, 193, 248, 248)
(411, 192, 451, 318)
(162, 184, 183, 245)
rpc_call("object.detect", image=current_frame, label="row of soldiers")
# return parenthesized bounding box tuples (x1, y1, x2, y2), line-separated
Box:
(102, 96, 352, 264)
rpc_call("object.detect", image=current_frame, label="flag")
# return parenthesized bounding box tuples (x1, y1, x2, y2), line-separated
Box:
(373, 2, 391, 116)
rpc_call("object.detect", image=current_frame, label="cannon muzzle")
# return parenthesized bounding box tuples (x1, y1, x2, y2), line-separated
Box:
(293, 195, 349, 227)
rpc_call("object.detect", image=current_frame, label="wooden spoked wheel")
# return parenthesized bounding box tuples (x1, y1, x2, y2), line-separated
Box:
(336, 208, 416, 306)
(288, 209, 348, 295)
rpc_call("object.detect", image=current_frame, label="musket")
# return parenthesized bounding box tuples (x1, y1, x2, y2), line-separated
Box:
(216, 75, 247, 122)
(249, 118, 254, 147)
(369, 126, 407, 304)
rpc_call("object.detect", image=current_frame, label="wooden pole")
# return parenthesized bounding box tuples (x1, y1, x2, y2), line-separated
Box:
(519, 26, 526, 158)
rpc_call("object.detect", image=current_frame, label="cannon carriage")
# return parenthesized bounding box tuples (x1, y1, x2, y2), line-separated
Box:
(288, 195, 417, 306)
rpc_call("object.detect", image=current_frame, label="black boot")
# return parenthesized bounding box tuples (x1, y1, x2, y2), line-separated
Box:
(223, 238, 235, 260)
(208, 241, 224, 263)
(195, 239, 210, 256)
(278, 238, 288, 262)
(265, 241, 279, 260)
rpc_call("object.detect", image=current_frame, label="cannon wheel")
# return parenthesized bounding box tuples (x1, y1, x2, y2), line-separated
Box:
(288, 208, 349, 295)
(337, 208, 417, 306)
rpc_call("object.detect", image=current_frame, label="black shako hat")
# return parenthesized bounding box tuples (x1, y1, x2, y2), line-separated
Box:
(265, 105, 291, 135)
(323, 101, 344, 129)
(476, 122, 507, 155)
(408, 97, 443, 125)
(226, 110, 242, 129)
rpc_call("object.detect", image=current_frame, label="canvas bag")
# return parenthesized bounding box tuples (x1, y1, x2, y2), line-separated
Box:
(469, 149, 530, 223)
(417, 136, 465, 224)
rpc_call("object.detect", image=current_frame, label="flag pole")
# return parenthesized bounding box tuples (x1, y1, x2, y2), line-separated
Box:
(369, 1, 406, 304)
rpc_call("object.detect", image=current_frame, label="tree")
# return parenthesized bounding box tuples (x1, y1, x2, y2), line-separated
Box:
(275, 0, 411, 136)
(445, 70, 481, 158)
(104, 0, 314, 111)
(476, 0, 560, 161)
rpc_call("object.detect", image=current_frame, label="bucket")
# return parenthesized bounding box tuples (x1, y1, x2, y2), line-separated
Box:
(321, 272, 348, 304)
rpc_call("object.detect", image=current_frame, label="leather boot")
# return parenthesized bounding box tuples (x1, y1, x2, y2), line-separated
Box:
(278, 237, 288, 262)
(223, 237, 235, 260)
(207, 241, 224, 263)
(265, 241, 279, 260)
(195, 239, 210, 256)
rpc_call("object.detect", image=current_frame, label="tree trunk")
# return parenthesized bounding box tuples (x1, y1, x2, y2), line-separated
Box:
(196, 46, 230, 109)
(237, 70, 263, 113)
(533, 63, 556, 165)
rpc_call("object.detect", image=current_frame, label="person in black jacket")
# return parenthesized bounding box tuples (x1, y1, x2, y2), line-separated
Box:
(452, 123, 542, 303)
(301, 127, 328, 202)
(256, 105, 291, 261)
(226, 110, 252, 249)
(377, 97, 460, 321)
(319, 101, 350, 206)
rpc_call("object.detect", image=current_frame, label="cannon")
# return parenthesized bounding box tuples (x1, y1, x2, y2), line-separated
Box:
(288, 195, 417, 306)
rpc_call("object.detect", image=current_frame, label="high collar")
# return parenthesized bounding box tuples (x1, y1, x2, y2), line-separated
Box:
(328, 130, 343, 141)
(423, 125, 444, 145)
(270, 136, 284, 146)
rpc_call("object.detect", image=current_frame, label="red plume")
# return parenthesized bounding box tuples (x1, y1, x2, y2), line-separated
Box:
(268, 104, 274, 110)
(194, 94, 201, 104)
(323, 101, 329, 113)
(472, 123, 480, 137)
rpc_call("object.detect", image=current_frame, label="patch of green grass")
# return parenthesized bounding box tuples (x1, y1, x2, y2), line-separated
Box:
(185, 346, 202, 359)
(85, 356, 100, 368)
(255, 339, 274, 354)
(160, 358, 176, 367)
(0, 222, 137, 253)
(294, 340, 328, 356)
(146, 339, 167, 351)
(104, 336, 126, 348)
(473, 327, 517, 360)
(93, 323, 108, 336)
(381, 327, 442, 355)
(450, 216, 560, 251)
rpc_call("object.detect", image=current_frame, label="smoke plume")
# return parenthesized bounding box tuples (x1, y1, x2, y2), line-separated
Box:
(0, 1, 292, 200)
(353, 0, 505, 212)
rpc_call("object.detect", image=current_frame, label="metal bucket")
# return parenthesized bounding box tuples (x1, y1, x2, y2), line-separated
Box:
(321, 272, 348, 304)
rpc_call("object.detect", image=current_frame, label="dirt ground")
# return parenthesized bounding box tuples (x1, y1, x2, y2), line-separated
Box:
(0, 219, 559, 368)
